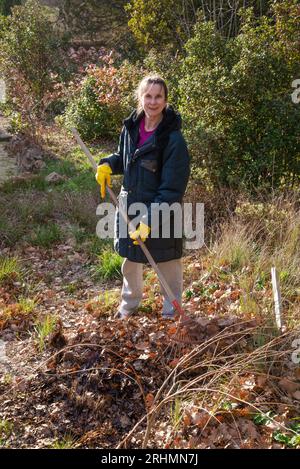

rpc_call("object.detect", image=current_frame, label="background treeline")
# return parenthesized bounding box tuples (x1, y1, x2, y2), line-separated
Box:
(0, 0, 300, 191)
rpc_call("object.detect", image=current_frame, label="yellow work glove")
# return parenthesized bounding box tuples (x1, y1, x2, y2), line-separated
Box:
(95, 163, 112, 198)
(129, 222, 151, 245)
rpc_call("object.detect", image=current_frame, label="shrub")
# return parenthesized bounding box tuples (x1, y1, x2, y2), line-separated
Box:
(62, 74, 114, 141)
(0, 0, 21, 16)
(126, 0, 272, 52)
(0, 0, 70, 133)
(62, 53, 145, 141)
(125, 0, 192, 52)
(178, 2, 300, 190)
(143, 48, 183, 109)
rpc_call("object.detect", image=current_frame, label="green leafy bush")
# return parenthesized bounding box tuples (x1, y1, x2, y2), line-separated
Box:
(0, 0, 21, 16)
(125, 1, 272, 52)
(62, 74, 113, 141)
(178, 2, 300, 190)
(143, 48, 183, 109)
(125, 0, 192, 52)
(0, 0, 70, 131)
(62, 54, 145, 141)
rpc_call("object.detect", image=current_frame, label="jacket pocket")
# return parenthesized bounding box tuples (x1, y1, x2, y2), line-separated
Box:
(140, 159, 158, 173)
(138, 158, 160, 199)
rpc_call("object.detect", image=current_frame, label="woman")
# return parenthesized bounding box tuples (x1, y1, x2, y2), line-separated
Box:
(96, 75, 190, 319)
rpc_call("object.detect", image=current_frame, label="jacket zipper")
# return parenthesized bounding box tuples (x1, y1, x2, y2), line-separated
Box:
(132, 136, 157, 161)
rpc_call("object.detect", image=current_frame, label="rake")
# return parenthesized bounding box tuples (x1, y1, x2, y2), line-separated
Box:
(71, 128, 201, 344)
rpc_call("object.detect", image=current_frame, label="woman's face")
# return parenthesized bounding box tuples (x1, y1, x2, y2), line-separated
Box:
(141, 83, 167, 119)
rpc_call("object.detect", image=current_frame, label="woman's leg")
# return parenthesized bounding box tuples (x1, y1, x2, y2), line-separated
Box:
(118, 258, 143, 317)
(157, 258, 183, 318)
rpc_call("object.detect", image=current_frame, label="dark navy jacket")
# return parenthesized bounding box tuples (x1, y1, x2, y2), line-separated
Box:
(99, 106, 190, 263)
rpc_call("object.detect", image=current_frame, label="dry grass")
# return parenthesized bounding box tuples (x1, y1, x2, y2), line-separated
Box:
(114, 193, 300, 448)
(118, 323, 300, 449)
(208, 195, 300, 326)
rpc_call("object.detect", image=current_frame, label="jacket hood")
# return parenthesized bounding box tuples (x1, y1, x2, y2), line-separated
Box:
(123, 105, 182, 150)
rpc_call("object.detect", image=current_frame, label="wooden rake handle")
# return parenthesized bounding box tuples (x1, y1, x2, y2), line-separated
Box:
(71, 127, 185, 318)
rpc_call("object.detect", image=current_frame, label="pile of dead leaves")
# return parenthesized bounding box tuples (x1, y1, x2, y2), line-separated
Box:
(2, 309, 299, 449)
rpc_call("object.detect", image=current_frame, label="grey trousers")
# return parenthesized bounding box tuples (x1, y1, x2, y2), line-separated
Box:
(119, 258, 183, 316)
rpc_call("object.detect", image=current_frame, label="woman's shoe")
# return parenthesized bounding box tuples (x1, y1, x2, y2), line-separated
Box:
(115, 309, 136, 319)
(162, 309, 175, 319)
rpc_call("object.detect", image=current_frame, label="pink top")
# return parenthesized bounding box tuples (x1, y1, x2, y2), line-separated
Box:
(137, 116, 156, 148)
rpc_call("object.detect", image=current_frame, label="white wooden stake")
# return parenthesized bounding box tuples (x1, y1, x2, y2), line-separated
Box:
(271, 267, 282, 332)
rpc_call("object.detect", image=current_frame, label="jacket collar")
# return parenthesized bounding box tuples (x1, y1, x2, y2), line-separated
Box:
(123, 105, 182, 150)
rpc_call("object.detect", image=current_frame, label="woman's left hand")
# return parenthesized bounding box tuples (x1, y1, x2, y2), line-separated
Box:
(129, 222, 151, 245)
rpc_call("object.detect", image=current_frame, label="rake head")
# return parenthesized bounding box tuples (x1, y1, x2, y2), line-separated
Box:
(168, 313, 204, 345)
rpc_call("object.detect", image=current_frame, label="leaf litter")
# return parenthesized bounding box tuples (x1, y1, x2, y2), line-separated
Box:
(0, 246, 299, 449)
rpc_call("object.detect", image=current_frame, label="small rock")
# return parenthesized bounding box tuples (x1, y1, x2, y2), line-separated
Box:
(206, 323, 220, 336)
(120, 415, 131, 428)
(38, 425, 52, 438)
(89, 332, 98, 341)
(63, 351, 76, 362)
(133, 360, 143, 371)
(0, 131, 12, 141)
(218, 318, 235, 327)
(278, 377, 299, 394)
(293, 390, 300, 400)
(45, 172, 65, 183)
(58, 383, 69, 396)
(34, 160, 46, 170)
(196, 317, 210, 329)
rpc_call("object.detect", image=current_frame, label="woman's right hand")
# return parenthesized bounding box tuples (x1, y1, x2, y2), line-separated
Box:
(95, 163, 112, 198)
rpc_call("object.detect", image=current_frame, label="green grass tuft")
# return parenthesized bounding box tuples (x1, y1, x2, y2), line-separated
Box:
(50, 435, 77, 449)
(92, 248, 123, 280)
(28, 223, 62, 248)
(0, 257, 21, 284)
(34, 315, 57, 352)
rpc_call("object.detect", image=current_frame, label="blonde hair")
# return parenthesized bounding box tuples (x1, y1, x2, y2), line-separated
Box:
(135, 75, 168, 114)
